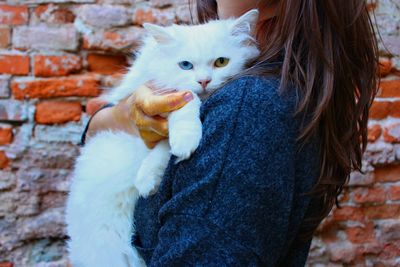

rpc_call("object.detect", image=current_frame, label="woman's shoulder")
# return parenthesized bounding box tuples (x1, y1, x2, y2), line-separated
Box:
(202, 75, 297, 119)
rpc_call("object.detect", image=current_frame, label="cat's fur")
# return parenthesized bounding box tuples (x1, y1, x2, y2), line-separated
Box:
(66, 10, 259, 267)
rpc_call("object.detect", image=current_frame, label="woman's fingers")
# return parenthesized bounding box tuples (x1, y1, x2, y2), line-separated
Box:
(139, 130, 166, 149)
(135, 85, 193, 116)
(131, 105, 169, 136)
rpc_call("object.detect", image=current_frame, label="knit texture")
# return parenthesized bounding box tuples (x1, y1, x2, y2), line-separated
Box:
(133, 76, 321, 266)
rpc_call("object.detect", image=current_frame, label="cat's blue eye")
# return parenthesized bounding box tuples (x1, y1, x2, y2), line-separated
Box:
(178, 61, 194, 70)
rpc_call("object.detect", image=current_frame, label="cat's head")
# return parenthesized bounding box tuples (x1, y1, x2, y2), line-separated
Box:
(140, 9, 260, 95)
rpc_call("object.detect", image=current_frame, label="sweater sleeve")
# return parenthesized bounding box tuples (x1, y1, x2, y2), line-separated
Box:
(145, 77, 299, 266)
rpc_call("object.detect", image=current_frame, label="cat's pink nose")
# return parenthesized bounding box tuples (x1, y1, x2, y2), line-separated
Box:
(198, 79, 211, 90)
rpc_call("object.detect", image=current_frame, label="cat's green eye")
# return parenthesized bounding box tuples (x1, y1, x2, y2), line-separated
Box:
(214, 57, 230, 68)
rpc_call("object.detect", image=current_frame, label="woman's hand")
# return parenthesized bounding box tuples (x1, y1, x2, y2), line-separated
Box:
(86, 84, 193, 148)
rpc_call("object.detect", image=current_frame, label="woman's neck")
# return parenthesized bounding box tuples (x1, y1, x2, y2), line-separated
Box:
(217, 0, 278, 21)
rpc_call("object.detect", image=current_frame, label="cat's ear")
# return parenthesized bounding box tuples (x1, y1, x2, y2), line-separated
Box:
(231, 9, 259, 36)
(143, 23, 174, 44)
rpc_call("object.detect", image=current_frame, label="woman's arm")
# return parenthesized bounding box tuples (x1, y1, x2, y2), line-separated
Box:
(143, 77, 301, 266)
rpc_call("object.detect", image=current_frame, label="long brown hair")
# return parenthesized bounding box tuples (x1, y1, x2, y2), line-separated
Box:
(194, 0, 379, 239)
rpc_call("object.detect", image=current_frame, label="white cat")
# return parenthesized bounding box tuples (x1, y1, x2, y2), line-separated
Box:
(66, 9, 259, 267)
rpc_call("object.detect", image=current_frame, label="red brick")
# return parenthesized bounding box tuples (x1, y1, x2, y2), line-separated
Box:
(390, 101, 400, 118)
(389, 186, 400, 201)
(363, 204, 400, 219)
(338, 188, 350, 203)
(11, 75, 101, 99)
(0, 5, 28, 25)
(379, 244, 400, 260)
(383, 123, 400, 143)
(0, 127, 13, 145)
(0, 151, 9, 169)
(82, 27, 144, 51)
(378, 80, 400, 98)
(368, 125, 382, 142)
(0, 26, 10, 48)
(0, 263, 13, 267)
(34, 4, 75, 24)
(375, 165, 400, 182)
(133, 7, 176, 26)
(370, 101, 391, 120)
(34, 55, 82, 77)
(333, 206, 364, 221)
(346, 222, 375, 244)
(87, 53, 128, 75)
(0, 54, 29, 75)
(35, 101, 82, 124)
(379, 59, 393, 77)
(86, 97, 108, 116)
(353, 187, 386, 204)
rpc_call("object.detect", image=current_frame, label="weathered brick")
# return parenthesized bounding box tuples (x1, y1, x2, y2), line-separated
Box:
(348, 171, 375, 186)
(101, 73, 124, 89)
(333, 206, 364, 221)
(99, 0, 132, 3)
(363, 204, 400, 219)
(346, 222, 375, 244)
(0, 54, 29, 75)
(34, 123, 84, 144)
(388, 186, 400, 203)
(8, 0, 95, 3)
(0, 26, 10, 48)
(33, 54, 82, 77)
(0, 100, 27, 121)
(87, 53, 128, 74)
(0, 127, 13, 145)
(86, 97, 108, 116)
(379, 220, 400, 243)
(0, 151, 9, 169)
(353, 187, 386, 204)
(35, 101, 82, 124)
(375, 164, 400, 182)
(370, 101, 391, 120)
(379, 243, 400, 260)
(378, 79, 400, 98)
(33, 4, 75, 24)
(390, 101, 400, 118)
(329, 242, 357, 263)
(379, 59, 393, 77)
(78, 4, 131, 29)
(0, 75, 10, 98)
(150, 0, 175, 8)
(175, 3, 193, 23)
(383, 123, 400, 143)
(133, 6, 176, 26)
(83, 27, 144, 51)
(13, 25, 78, 51)
(0, 5, 28, 25)
(11, 75, 101, 99)
(368, 125, 382, 142)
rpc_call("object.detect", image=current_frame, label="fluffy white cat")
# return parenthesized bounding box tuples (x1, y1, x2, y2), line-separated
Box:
(66, 9, 259, 267)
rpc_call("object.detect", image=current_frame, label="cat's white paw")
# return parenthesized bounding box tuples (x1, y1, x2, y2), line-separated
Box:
(169, 130, 201, 163)
(135, 165, 163, 197)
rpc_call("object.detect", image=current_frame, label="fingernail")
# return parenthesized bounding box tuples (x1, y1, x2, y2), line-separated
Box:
(183, 92, 193, 102)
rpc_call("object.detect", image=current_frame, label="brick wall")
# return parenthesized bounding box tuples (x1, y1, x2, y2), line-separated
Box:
(0, 0, 398, 266)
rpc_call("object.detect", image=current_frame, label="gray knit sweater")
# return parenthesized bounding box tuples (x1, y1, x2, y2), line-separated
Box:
(132, 76, 321, 266)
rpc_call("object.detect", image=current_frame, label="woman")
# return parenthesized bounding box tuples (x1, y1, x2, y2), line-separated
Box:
(82, 0, 378, 265)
